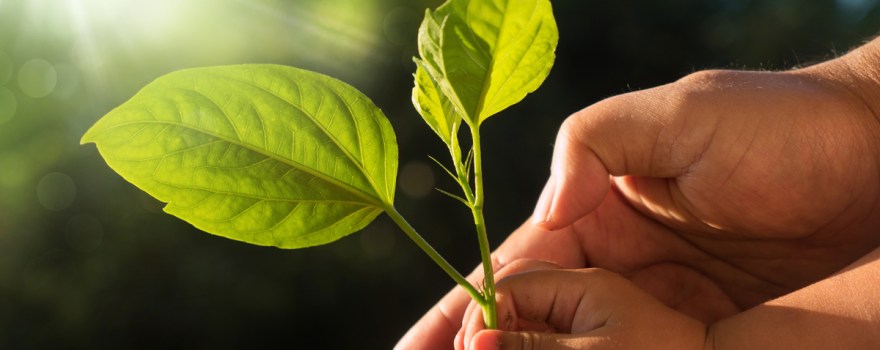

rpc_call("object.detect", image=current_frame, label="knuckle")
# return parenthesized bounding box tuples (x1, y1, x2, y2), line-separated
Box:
(517, 331, 541, 350)
(507, 258, 557, 271)
(570, 93, 628, 125)
(663, 69, 744, 116)
(557, 114, 581, 142)
(499, 259, 537, 274)
(495, 259, 562, 284)
(558, 96, 618, 149)
(581, 267, 621, 282)
(673, 69, 740, 100)
(565, 92, 624, 129)
(676, 69, 737, 86)
(553, 115, 587, 163)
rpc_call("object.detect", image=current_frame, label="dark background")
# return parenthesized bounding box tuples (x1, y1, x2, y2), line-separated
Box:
(1, 0, 878, 348)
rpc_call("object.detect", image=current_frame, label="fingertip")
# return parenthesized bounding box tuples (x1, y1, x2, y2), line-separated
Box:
(532, 175, 609, 231)
(470, 330, 503, 350)
(535, 131, 611, 230)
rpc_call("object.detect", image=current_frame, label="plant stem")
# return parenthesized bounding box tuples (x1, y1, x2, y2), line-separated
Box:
(469, 124, 497, 329)
(385, 206, 485, 305)
(451, 146, 475, 205)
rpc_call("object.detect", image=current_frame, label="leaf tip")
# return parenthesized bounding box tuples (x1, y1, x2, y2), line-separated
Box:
(79, 126, 98, 145)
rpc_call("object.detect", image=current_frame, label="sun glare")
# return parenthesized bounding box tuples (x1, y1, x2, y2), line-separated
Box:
(0, 0, 390, 221)
(4, 0, 386, 99)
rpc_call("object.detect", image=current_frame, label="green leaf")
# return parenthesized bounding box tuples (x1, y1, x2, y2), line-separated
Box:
(417, 0, 558, 124)
(81, 65, 398, 248)
(412, 59, 461, 145)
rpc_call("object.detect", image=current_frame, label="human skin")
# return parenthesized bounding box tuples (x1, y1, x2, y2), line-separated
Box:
(458, 261, 710, 350)
(395, 37, 880, 349)
(456, 248, 880, 349)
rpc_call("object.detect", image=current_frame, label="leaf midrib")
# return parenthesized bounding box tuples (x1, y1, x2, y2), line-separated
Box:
(100, 117, 384, 207)
(198, 70, 389, 205)
(444, 0, 542, 123)
(471, 0, 517, 123)
(153, 179, 376, 207)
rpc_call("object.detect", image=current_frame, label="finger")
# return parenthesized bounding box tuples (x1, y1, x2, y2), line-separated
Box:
(531, 121, 609, 231)
(396, 286, 471, 350)
(492, 269, 628, 334)
(493, 258, 563, 281)
(471, 269, 710, 350)
(611, 175, 701, 233)
(401, 269, 490, 350)
(460, 259, 563, 348)
(469, 329, 612, 350)
(532, 82, 718, 230)
(458, 297, 485, 350)
(395, 258, 535, 350)
(396, 224, 586, 350)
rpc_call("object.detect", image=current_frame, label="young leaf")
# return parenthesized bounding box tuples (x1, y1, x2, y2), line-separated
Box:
(81, 65, 398, 248)
(412, 60, 461, 145)
(418, 0, 558, 124)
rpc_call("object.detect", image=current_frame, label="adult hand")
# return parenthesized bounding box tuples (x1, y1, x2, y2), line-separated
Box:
(456, 266, 706, 350)
(396, 39, 880, 350)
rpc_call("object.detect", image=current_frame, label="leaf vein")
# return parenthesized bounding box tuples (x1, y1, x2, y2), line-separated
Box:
(104, 118, 381, 206)
(208, 72, 384, 202)
(156, 179, 372, 206)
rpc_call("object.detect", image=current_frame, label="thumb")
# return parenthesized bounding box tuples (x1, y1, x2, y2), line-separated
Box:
(531, 117, 610, 231)
(531, 82, 715, 230)
(470, 329, 605, 350)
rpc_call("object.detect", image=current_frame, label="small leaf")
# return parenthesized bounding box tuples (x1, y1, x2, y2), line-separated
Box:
(427, 155, 459, 184)
(417, 0, 558, 124)
(412, 60, 461, 145)
(82, 65, 398, 248)
(435, 188, 471, 207)
(463, 147, 474, 178)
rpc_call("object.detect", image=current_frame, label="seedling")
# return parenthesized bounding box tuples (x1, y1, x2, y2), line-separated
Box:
(82, 0, 557, 330)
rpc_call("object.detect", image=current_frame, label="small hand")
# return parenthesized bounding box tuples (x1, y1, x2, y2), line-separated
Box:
(456, 263, 707, 350)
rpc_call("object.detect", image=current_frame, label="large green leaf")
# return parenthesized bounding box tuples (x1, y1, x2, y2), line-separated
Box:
(82, 65, 398, 248)
(417, 0, 558, 124)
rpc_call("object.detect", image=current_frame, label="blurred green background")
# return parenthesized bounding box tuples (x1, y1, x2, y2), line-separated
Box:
(0, 0, 877, 348)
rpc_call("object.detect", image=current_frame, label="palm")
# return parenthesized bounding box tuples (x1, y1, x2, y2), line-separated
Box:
(566, 183, 874, 323)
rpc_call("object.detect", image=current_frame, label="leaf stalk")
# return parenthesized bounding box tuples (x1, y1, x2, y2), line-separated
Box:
(385, 206, 485, 305)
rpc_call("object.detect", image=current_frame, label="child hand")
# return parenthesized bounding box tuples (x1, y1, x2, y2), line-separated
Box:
(456, 266, 707, 350)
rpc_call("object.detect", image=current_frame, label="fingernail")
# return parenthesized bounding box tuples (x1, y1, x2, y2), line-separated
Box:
(531, 176, 557, 227)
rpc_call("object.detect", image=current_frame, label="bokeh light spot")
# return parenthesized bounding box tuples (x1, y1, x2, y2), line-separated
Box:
(50, 63, 82, 99)
(17, 58, 58, 98)
(399, 160, 435, 198)
(0, 50, 12, 85)
(64, 213, 104, 253)
(0, 87, 16, 125)
(36, 172, 76, 211)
